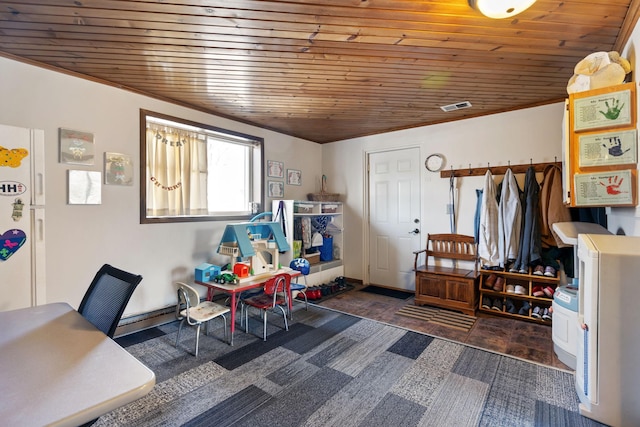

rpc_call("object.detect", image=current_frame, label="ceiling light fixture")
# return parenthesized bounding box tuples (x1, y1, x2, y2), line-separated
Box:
(468, 0, 536, 19)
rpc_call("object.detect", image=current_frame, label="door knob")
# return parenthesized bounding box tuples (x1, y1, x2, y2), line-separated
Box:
(409, 228, 420, 234)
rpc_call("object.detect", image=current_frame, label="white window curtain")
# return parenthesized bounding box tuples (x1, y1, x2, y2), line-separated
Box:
(146, 126, 206, 216)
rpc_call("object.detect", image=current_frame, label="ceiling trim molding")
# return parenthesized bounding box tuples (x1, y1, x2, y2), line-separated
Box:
(615, 0, 640, 52)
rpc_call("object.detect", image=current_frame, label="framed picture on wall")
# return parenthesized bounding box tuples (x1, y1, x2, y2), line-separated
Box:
(287, 169, 301, 185)
(59, 128, 95, 165)
(68, 170, 102, 204)
(267, 160, 284, 178)
(572, 83, 635, 132)
(573, 169, 636, 206)
(578, 129, 637, 168)
(104, 152, 134, 185)
(268, 181, 284, 198)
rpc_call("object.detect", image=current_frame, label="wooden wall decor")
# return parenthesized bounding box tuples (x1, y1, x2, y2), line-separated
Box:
(440, 161, 562, 179)
(567, 82, 638, 207)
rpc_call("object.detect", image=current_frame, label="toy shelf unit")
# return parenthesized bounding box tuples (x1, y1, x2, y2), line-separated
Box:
(272, 200, 344, 285)
(478, 269, 559, 325)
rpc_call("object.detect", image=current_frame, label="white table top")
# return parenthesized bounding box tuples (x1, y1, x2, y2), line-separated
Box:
(552, 221, 611, 246)
(0, 302, 156, 427)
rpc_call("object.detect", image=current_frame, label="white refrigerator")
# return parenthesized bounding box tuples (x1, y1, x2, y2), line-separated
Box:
(0, 123, 46, 311)
(576, 233, 640, 426)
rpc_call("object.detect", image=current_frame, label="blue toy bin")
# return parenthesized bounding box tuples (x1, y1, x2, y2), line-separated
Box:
(320, 236, 333, 261)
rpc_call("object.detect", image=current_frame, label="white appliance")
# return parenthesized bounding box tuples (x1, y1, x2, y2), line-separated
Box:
(0, 124, 46, 311)
(576, 234, 640, 426)
(551, 222, 611, 370)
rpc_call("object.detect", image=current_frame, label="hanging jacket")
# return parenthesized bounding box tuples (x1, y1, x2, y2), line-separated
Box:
(478, 170, 500, 268)
(512, 166, 541, 273)
(539, 164, 572, 248)
(498, 168, 522, 268)
(474, 188, 483, 243)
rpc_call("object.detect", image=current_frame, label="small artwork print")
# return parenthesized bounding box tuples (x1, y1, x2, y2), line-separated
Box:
(287, 169, 301, 185)
(578, 129, 637, 168)
(59, 128, 95, 165)
(268, 181, 284, 198)
(267, 160, 284, 178)
(104, 152, 134, 185)
(68, 170, 102, 205)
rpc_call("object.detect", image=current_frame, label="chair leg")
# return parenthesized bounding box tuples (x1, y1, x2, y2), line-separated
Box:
(277, 305, 289, 331)
(262, 309, 267, 341)
(175, 318, 185, 349)
(221, 314, 228, 343)
(194, 323, 201, 357)
(245, 305, 250, 334)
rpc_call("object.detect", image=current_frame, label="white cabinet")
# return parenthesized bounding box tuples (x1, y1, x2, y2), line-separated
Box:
(272, 200, 344, 285)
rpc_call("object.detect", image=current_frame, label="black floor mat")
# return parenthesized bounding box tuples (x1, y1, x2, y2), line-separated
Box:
(359, 285, 414, 300)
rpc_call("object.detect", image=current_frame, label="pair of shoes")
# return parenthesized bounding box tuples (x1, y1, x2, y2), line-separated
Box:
(533, 265, 545, 276)
(514, 285, 526, 295)
(493, 276, 505, 292)
(482, 296, 491, 309)
(484, 274, 497, 289)
(491, 298, 503, 311)
(531, 306, 551, 319)
(518, 301, 531, 315)
(543, 286, 555, 298)
(532, 286, 545, 297)
(505, 298, 517, 314)
(544, 266, 556, 277)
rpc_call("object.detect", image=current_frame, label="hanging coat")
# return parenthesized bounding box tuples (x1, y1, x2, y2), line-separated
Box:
(478, 170, 500, 268)
(512, 166, 541, 273)
(539, 164, 572, 248)
(498, 168, 522, 268)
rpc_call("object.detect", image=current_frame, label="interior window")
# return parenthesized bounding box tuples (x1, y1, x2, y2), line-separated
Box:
(140, 110, 263, 223)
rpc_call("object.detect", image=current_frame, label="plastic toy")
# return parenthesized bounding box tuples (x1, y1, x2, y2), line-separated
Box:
(213, 273, 239, 284)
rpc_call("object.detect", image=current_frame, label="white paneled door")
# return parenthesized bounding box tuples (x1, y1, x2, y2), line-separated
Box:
(368, 147, 421, 291)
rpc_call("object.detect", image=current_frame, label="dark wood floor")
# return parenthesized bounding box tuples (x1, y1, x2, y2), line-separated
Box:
(315, 283, 571, 371)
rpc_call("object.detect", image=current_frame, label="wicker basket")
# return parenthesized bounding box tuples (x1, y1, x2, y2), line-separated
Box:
(307, 192, 341, 202)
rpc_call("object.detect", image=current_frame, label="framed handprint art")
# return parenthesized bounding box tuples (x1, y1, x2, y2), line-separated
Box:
(567, 82, 637, 207)
(578, 129, 637, 168)
(571, 83, 635, 132)
(574, 170, 636, 207)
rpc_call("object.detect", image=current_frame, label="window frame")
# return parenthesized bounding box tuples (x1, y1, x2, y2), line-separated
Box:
(140, 109, 264, 224)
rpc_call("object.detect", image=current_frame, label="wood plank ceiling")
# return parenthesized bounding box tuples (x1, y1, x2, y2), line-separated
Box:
(0, 0, 638, 143)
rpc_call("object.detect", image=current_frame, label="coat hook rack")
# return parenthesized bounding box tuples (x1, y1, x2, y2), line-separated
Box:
(440, 160, 563, 178)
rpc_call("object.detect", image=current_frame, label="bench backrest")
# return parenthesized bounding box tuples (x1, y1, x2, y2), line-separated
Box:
(427, 233, 477, 262)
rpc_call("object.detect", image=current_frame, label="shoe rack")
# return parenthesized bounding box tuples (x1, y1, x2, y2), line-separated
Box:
(477, 269, 559, 324)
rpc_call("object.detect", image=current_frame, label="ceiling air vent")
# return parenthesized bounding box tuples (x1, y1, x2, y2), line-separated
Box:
(440, 101, 472, 112)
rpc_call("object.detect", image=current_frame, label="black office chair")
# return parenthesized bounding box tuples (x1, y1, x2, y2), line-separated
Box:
(78, 264, 143, 338)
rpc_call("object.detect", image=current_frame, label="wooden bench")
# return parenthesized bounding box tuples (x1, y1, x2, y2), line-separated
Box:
(413, 233, 479, 316)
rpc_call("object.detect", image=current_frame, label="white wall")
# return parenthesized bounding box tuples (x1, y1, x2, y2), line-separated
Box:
(323, 103, 566, 281)
(0, 57, 322, 316)
(607, 21, 640, 236)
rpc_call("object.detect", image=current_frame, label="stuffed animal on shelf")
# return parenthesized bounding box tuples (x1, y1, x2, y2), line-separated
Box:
(567, 51, 632, 94)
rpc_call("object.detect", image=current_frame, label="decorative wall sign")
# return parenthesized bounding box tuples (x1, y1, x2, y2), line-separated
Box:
(59, 128, 95, 165)
(68, 170, 101, 204)
(578, 129, 637, 168)
(104, 152, 133, 185)
(287, 169, 301, 185)
(572, 86, 633, 132)
(574, 169, 634, 206)
(268, 180, 284, 198)
(267, 160, 284, 178)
